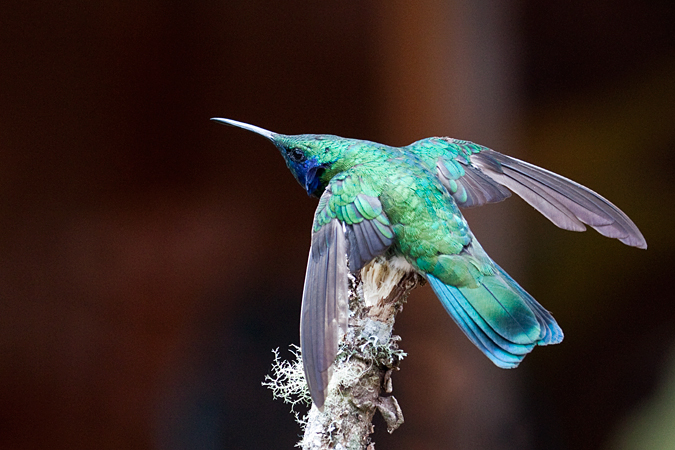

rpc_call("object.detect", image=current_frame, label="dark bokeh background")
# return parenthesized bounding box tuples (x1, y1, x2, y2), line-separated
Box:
(1, 1, 674, 449)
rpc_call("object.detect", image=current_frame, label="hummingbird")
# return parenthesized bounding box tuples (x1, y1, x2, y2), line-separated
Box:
(211, 118, 647, 409)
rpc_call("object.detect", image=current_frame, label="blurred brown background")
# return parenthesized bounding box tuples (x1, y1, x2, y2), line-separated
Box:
(1, 1, 674, 449)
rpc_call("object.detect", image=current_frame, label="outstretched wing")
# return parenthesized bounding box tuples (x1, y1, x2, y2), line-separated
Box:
(427, 138, 646, 249)
(301, 173, 394, 409)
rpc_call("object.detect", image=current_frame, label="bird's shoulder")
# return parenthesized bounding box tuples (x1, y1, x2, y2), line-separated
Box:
(312, 168, 391, 233)
(406, 136, 482, 165)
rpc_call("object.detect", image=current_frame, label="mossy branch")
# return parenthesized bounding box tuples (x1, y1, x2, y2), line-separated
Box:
(264, 257, 423, 449)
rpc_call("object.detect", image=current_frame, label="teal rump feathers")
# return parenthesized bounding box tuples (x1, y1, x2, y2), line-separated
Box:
(212, 118, 647, 408)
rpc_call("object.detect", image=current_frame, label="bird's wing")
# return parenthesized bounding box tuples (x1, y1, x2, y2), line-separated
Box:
(301, 173, 394, 408)
(431, 138, 647, 249)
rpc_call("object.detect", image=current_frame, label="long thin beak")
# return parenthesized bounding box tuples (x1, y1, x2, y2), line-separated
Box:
(210, 117, 277, 141)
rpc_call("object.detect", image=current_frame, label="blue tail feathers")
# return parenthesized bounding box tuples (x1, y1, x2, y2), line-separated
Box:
(427, 264, 563, 368)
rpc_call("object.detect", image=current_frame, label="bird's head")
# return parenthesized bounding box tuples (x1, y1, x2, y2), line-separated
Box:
(212, 118, 349, 197)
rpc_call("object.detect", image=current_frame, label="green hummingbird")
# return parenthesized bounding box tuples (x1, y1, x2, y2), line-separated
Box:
(212, 118, 647, 409)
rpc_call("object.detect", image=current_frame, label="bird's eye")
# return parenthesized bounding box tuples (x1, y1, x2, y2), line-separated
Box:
(288, 148, 305, 163)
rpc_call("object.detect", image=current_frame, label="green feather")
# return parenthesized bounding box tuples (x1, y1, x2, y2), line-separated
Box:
(457, 277, 541, 344)
(353, 194, 380, 219)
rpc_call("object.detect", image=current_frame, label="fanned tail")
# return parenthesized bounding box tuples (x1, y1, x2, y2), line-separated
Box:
(427, 263, 563, 368)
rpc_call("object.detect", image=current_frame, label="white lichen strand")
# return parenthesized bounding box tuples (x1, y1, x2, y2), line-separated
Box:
(262, 346, 311, 428)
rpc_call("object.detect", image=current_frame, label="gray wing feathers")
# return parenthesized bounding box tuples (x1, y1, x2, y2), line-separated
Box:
(457, 165, 512, 207)
(471, 149, 647, 249)
(301, 218, 349, 409)
(302, 183, 394, 408)
(346, 217, 394, 272)
(437, 160, 511, 208)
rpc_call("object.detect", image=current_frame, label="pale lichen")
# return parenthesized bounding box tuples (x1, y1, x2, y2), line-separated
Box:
(262, 345, 311, 428)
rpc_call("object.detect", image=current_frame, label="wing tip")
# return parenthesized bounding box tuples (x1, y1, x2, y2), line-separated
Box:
(621, 233, 648, 249)
(310, 388, 327, 411)
(304, 360, 330, 410)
